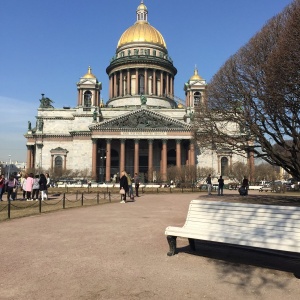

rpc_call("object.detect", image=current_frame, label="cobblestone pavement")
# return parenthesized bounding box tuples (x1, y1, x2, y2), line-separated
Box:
(0, 192, 299, 300)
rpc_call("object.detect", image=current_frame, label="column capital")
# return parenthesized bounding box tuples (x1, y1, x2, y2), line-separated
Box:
(36, 143, 43, 149)
(148, 139, 154, 144)
(120, 139, 126, 144)
(162, 139, 168, 144)
(176, 139, 181, 144)
(92, 138, 97, 144)
(106, 138, 112, 144)
(134, 139, 140, 144)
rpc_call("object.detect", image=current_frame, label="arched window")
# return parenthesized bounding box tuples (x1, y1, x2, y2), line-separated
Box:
(194, 92, 201, 107)
(55, 156, 63, 169)
(221, 157, 229, 176)
(84, 91, 92, 107)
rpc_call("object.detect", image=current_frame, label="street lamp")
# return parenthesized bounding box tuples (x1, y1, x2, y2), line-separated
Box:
(99, 148, 106, 183)
(8, 155, 11, 179)
(39, 153, 42, 174)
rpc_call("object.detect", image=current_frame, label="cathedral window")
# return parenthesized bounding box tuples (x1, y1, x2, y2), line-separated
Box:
(84, 91, 92, 107)
(221, 157, 229, 176)
(194, 92, 201, 107)
(55, 156, 63, 170)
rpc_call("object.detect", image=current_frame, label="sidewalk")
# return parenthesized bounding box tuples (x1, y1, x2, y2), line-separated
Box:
(0, 192, 299, 300)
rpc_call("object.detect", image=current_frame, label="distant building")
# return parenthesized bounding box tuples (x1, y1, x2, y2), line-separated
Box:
(25, 1, 247, 182)
(0, 161, 26, 178)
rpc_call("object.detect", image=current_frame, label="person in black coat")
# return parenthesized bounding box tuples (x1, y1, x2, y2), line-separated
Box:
(39, 173, 48, 200)
(119, 171, 129, 202)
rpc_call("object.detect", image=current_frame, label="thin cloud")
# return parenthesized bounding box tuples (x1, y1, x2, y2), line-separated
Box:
(0, 96, 37, 162)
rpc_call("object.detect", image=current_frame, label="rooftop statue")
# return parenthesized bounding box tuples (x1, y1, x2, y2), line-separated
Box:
(39, 94, 54, 108)
(93, 108, 98, 121)
(140, 94, 147, 105)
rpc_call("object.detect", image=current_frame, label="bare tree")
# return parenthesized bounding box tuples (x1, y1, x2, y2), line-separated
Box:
(194, 0, 300, 178)
(231, 162, 249, 184)
(197, 167, 215, 182)
(254, 163, 278, 182)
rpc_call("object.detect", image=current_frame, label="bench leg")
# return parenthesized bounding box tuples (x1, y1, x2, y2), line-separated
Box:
(167, 235, 177, 256)
(294, 272, 300, 279)
(188, 238, 196, 251)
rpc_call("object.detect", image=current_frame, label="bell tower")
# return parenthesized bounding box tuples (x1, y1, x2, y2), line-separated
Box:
(76, 66, 102, 108)
(184, 67, 206, 108)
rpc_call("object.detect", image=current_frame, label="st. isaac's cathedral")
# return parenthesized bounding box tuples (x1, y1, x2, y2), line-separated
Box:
(25, 1, 247, 182)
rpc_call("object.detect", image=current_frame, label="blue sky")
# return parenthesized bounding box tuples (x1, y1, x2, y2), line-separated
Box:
(0, 0, 293, 163)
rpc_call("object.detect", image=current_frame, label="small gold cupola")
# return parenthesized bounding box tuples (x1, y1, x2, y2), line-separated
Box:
(83, 66, 96, 79)
(189, 67, 203, 81)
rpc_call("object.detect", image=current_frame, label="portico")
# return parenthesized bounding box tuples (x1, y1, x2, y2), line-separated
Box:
(90, 108, 194, 182)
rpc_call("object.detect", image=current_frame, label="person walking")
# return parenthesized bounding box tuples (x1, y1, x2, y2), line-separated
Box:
(134, 173, 140, 197)
(242, 176, 249, 195)
(45, 173, 51, 198)
(119, 171, 129, 203)
(21, 173, 28, 200)
(218, 175, 224, 196)
(26, 173, 34, 201)
(126, 172, 134, 200)
(6, 175, 18, 201)
(32, 175, 40, 200)
(39, 173, 48, 201)
(206, 174, 212, 195)
(0, 174, 5, 201)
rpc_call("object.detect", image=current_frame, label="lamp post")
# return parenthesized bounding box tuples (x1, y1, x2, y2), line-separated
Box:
(8, 155, 11, 179)
(99, 148, 106, 183)
(39, 153, 42, 174)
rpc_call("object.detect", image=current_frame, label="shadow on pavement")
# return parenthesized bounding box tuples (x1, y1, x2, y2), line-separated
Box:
(176, 240, 300, 279)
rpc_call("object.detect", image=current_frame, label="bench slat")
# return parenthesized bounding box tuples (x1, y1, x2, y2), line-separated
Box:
(185, 217, 300, 232)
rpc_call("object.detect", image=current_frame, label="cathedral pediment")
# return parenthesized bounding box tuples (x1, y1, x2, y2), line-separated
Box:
(188, 80, 206, 87)
(80, 79, 96, 85)
(90, 109, 191, 131)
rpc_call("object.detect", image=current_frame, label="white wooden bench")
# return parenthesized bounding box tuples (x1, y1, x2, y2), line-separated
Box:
(165, 200, 300, 274)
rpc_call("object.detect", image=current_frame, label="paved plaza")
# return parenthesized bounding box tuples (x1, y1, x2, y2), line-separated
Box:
(0, 192, 299, 300)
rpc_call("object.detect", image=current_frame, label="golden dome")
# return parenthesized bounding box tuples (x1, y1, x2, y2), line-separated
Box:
(190, 68, 203, 81)
(177, 103, 184, 109)
(137, 3, 147, 11)
(83, 66, 96, 79)
(117, 22, 167, 49)
(117, 1, 167, 49)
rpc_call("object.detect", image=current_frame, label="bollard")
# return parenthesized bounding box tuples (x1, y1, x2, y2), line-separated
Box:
(39, 198, 42, 214)
(97, 192, 99, 204)
(81, 193, 84, 206)
(63, 193, 66, 209)
(109, 191, 111, 202)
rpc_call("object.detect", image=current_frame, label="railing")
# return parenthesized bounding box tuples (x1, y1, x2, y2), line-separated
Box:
(0, 191, 121, 221)
(0, 185, 204, 221)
